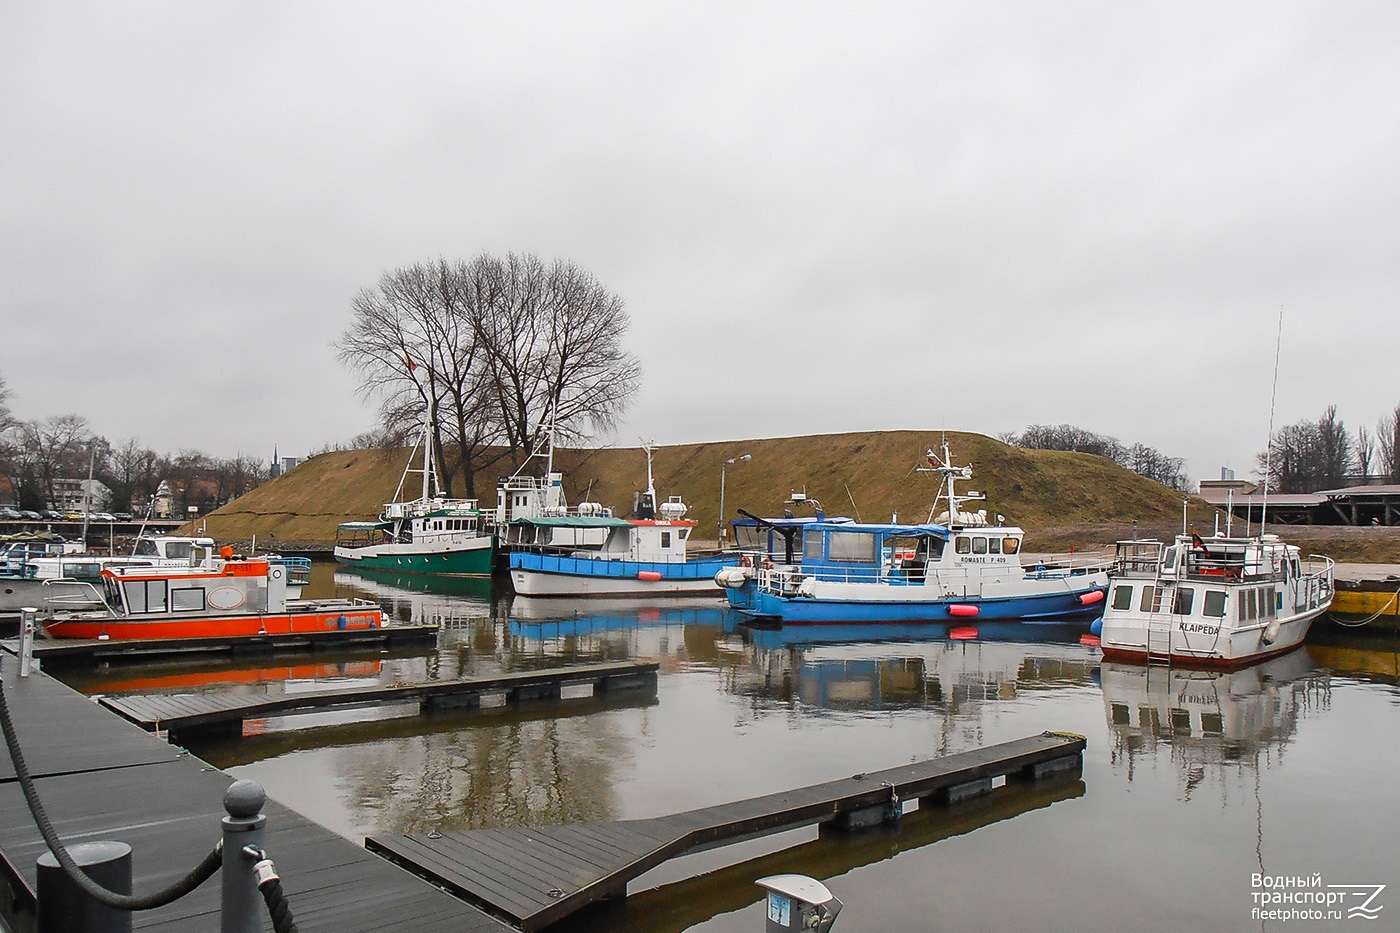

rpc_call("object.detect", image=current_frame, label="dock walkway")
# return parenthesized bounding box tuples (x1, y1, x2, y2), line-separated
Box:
(368, 732, 1085, 932)
(0, 651, 510, 933)
(100, 661, 660, 742)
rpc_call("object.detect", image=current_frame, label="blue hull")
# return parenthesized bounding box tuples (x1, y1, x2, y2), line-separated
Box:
(509, 551, 736, 580)
(735, 586, 1105, 624)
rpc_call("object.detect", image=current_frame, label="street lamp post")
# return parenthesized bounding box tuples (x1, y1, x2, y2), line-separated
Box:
(718, 454, 752, 548)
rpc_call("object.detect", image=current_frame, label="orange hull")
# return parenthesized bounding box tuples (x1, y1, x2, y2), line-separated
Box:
(43, 609, 383, 640)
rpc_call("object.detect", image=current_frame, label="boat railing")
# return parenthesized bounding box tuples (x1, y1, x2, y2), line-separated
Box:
(1109, 540, 1164, 578)
(268, 556, 313, 587)
(1024, 549, 1116, 577)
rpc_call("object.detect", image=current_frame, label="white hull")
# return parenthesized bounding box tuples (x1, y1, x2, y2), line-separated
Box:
(1100, 604, 1327, 666)
(1098, 534, 1334, 668)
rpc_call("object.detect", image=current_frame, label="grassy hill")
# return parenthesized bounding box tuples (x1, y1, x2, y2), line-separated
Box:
(193, 430, 1223, 551)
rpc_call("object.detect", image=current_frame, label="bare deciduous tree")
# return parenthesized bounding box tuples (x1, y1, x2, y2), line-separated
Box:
(337, 252, 642, 494)
(1378, 404, 1400, 484)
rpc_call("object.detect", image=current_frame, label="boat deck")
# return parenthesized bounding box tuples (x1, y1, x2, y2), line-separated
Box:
(368, 732, 1085, 931)
(99, 661, 660, 742)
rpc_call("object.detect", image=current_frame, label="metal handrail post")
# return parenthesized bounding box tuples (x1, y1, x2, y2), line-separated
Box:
(19, 607, 37, 677)
(221, 780, 267, 933)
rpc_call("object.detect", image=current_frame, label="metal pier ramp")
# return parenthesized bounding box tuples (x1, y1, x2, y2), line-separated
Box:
(368, 732, 1086, 931)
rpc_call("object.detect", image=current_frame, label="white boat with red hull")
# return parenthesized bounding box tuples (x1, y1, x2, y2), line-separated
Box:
(1096, 533, 1334, 668)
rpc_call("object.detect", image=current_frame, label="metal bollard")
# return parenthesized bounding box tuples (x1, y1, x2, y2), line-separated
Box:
(19, 607, 37, 677)
(221, 779, 267, 933)
(37, 841, 133, 933)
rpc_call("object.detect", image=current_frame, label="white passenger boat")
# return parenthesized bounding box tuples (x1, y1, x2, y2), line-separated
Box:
(507, 442, 737, 597)
(1096, 533, 1334, 668)
(717, 440, 1110, 624)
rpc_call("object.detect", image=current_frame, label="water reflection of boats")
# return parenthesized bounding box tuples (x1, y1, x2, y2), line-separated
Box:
(1100, 647, 1329, 793)
(509, 605, 730, 640)
(68, 658, 385, 697)
(333, 567, 493, 627)
(736, 620, 1088, 650)
(725, 627, 1098, 715)
(508, 593, 727, 622)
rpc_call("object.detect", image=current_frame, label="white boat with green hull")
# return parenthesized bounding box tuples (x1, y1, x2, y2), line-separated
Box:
(334, 421, 494, 577)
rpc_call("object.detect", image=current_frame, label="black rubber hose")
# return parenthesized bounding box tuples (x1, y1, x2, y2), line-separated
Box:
(0, 675, 222, 910)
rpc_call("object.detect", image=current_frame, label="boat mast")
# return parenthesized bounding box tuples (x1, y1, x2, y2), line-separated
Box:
(421, 398, 434, 503)
(1260, 308, 1284, 534)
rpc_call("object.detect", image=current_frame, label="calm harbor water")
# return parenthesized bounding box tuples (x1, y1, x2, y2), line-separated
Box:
(63, 562, 1400, 933)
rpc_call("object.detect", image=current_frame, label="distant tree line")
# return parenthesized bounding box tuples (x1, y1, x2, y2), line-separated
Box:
(0, 373, 271, 516)
(335, 252, 642, 498)
(1257, 402, 1400, 493)
(1000, 424, 1189, 490)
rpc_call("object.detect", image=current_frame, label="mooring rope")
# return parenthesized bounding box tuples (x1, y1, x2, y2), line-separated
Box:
(1329, 586, 1400, 628)
(0, 672, 222, 910)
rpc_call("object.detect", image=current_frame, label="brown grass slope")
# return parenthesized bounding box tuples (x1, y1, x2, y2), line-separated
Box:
(195, 431, 1218, 550)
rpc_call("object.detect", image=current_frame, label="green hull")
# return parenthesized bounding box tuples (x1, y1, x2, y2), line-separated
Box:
(333, 539, 495, 577)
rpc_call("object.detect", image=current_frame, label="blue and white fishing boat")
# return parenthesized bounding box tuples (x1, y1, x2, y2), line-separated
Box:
(716, 440, 1109, 623)
(507, 442, 738, 597)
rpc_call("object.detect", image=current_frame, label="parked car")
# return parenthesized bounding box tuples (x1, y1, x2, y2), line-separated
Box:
(92, 512, 117, 522)
(0, 507, 21, 520)
(18, 510, 42, 520)
(112, 512, 133, 521)
(61, 510, 84, 521)
(42, 509, 65, 520)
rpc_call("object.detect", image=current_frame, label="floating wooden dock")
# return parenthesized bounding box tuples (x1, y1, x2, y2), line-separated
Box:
(0, 651, 511, 933)
(99, 661, 660, 742)
(6, 623, 439, 668)
(368, 731, 1086, 932)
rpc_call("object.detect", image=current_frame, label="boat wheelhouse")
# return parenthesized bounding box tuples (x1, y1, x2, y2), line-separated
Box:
(40, 555, 382, 640)
(334, 420, 493, 577)
(1096, 533, 1334, 668)
(717, 440, 1108, 623)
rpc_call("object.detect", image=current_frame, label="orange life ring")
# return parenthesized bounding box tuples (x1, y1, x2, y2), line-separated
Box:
(762, 559, 773, 570)
(740, 554, 752, 568)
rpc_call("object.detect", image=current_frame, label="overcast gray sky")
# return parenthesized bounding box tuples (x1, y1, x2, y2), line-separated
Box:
(3, 1, 1397, 485)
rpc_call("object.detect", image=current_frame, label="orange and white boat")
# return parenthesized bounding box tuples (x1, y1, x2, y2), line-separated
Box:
(39, 549, 382, 640)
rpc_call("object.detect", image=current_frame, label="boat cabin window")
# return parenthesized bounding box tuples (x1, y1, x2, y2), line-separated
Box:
(660, 531, 672, 548)
(1173, 587, 1194, 615)
(1002, 537, 1020, 555)
(972, 537, 988, 555)
(1111, 585, 1134, 611)
(987, 537, 1001, 554)
(804, 530, 823, 562)
(679, 528, 689, 540)
(1162, 547, 1178, 571)
(1139, 585, 1156, 613)
(171, 587, 206, 612)
(1202, 590, 1227, 618)
(123, 579, 168, 614)
(827, 532, 878, 563)
(955, 537, 971, 555)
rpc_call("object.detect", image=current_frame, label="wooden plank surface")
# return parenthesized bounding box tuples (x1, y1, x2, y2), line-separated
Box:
(368, 732, 1085, 931)
(0, 653, 183, 782)
(100, 661, 660, 734)
(0, 655, 511, 933)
